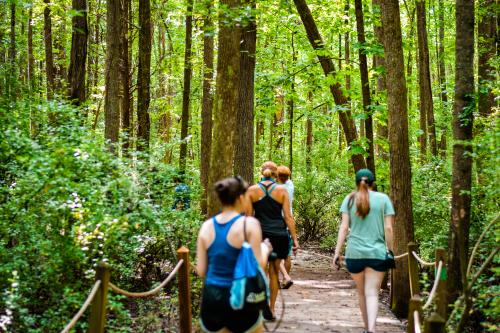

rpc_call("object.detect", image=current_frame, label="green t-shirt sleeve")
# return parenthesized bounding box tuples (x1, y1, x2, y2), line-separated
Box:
(340, 195, 350, 214)
(384, 195, 395, 216)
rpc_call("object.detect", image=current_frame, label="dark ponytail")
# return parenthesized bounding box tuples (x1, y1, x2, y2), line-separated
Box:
(214, 176, 248, 206)
(355, 179, 370, 218)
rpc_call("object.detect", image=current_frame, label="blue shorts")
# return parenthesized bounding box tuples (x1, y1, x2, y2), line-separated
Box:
(345, 258, 388, 274)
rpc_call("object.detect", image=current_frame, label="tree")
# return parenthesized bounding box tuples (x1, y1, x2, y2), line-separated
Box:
(448, 0, 474, 304)
(44, 0, 55, 100)
(416, 0, 437, 157)
(105, 0, 124, 151)
(477, 0, 496, 117)
(437, 0, 447, 105)
(293, 0, 366, 172)
(137, 0, 152, 150)
(234, 0, 257, 183)
(200, 0, 215, 215)
(121, 0, 132, 152)
(379, 0, 414, 317)
(27, 7, 34, 90)
(68, 0, 88, 107)
(207, 0, 242, 215)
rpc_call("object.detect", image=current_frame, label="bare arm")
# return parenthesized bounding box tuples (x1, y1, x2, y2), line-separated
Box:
(246, 218, 269, 268)
(243, 189, 255, 216)
(196, 224, 208, 277)
(282, 189, 299, 251)
(334, 213, 350, 257)
(384, 215, 394, 253)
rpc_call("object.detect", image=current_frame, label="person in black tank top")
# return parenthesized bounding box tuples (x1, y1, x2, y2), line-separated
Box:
(246, 161, 299, 320)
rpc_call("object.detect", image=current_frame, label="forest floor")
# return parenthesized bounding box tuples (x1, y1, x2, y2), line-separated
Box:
(269, 249, 405, 333)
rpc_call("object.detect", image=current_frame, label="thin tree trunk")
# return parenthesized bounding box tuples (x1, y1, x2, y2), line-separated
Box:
(306, 92, 313, 172)
(207, 0, 242, 215)
(44, 0, 55, 100)
(416, 0, 437, 157)
(354, 0, 375, 174)
(288, 31, 296, 172)
(379, 0, 414, 317)
(9, 2, 15, 64)
(478, 0, 496, 117)
(448, 0, 474, 305)
(234, 0, 256, 183)
(437, 0, 447, 104)
(293, 0, 366, 172)
(137, 0, 152, 151)
(179, 0, 194, 170)
(200, 0, 215, 215)
(122, 0, 132, 152)
(105, 0, 123, 152)
(27, 8, 34, 90)
(68, 0, 88, 107)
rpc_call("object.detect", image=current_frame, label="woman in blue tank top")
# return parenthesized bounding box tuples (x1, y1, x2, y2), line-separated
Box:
(196, 176, 271, 333)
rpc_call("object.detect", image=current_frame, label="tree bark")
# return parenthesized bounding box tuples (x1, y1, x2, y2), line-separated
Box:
(8, 2, 15, 64)
(354, 0, 375, 174)
(137, 0, 152, 151)
(105, 0, 123, 151)
(44, 0, 55, 100)
(293, 0, 366, 172)
(68, 0, 88, 107)
(234, 0, 256, 183)
(416, 0, 437, 157)
(27, 8, 35, 90)
(201, 0, 215, 215)
(478, 0, 496, 117)
(379, 0, 414, 317)
(448, 0, 474, 305)
(121, 0, 132, 153)
(437, 0, 447, 104)
(207, 0, 242, 216)
(179, 0, 194, 168)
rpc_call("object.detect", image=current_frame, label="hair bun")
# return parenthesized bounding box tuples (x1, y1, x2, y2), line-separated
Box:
(262, 168, 273, 178)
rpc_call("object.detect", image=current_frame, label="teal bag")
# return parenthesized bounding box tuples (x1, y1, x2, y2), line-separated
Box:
(229, 219, 270, 311)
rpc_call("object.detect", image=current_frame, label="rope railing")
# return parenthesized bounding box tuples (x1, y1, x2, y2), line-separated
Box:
(423, 260, 443, 310)
(414, 310, 422, 333)
(394, 252, 409, 260)
(59, 246, 192, 333)
(60, 280, 101, 333)
(109, 259, 184, 298)
(412, 251, 436, 267)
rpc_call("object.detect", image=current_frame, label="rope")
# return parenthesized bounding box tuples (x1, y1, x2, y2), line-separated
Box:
(394, 252, 408, 260)
(423, 260, 443, 310)
(412, 251, 435, 267)
(414, 310, 422, 333)
(109, 259, 184, 298)
(60, 280, 101, 333)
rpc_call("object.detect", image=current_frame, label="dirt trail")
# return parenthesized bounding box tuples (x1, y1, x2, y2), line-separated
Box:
(270, 250, 405, 333)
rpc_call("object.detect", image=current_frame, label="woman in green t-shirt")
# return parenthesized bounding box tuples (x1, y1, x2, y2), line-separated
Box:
(333, 169, 395, 333)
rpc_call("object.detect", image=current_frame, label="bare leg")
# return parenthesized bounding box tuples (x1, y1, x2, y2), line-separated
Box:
(364, 268, 385, 332)
(350, 271, 368, 330)
(269, 259, 281, 316)
(250, 324, 263, 333)
(280, 260, 292, 283)
(284, 256, 292, 274)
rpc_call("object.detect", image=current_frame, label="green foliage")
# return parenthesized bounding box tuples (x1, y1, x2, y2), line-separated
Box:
(0, 99, 200, 332)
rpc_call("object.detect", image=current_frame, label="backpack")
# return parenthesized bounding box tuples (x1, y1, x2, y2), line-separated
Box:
(229, 218, 270, 311)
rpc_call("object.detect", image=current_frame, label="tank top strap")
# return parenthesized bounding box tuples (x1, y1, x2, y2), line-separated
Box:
(267, 183, 278, 195)
(258, 181, 276, 196)
(212, 214, 241, 240)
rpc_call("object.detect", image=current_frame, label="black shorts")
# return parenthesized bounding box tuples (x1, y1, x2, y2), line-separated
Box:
(345, 258, 388, 274)
(200, 284, 262, 333)
(263, 233, 289, 260)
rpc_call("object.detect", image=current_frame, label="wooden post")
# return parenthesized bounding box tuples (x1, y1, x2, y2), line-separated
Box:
(88, 262, 110, 333)
(407, 295, 423, 333)
(177, 246, 192, 333)
(424, 313, 445, 333)
(408, 242, 420, 297)
(435, 248, 447, 319)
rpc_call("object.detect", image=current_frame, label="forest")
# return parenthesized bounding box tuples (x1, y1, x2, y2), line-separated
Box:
(0, 0, 498, 332)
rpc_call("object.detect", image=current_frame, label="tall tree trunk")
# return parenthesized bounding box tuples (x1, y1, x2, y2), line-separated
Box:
(200, 0, 215, 215)
(379, 0, 414, 317)
(137, 0, 152, 151)
(207, 0, 242, 216)
(437, 0, 447, 104)
(105, 0, 123, 152)
(372, 0, 389, 159)
(293, 0, 366, 172)
(68, 0, 88, 107)
(354, 0, 375, 174)
(234, 0, 256, 183)
(179, 0, 194, 170)
(478, 0, 496, 117)
(121, 0, 132, 152)
(448, 0, 474, 305)
(288, 31, 297, 172)
(27, 8, 34, 90)
(416, 0, 437, 157)
(8, 2, 15, 64)
(44, 0, 55, 100)
(306, 92, 313, 172)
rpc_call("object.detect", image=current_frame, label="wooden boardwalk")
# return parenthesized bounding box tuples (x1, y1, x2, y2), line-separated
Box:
(271, 250, 405, 333)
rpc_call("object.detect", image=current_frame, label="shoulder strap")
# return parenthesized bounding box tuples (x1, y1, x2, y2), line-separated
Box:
(267, 183, 278, 195)
(243, 217, 248, 242)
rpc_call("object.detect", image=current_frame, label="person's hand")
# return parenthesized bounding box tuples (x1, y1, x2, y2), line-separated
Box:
(332, 253, 341, 270)
(263, 238, 273, 252)
(292, 239, 299, 255)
